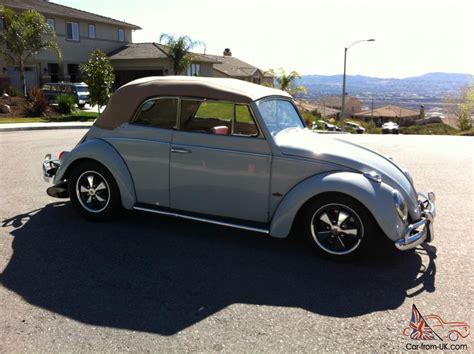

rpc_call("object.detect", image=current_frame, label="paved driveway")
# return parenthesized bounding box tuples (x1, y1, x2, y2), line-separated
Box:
(0, 131, 472, 351)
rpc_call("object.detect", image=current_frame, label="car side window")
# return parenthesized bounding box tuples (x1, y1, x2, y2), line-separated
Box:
(180, 101, 232, 134)
(180, 100, 259, 137)
(234, 104, 258, 136)
(133, 98, 178, 129)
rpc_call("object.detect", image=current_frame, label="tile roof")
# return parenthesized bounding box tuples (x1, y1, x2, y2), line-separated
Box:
(109, 43, 218, 63)
(203, 54, 262, 78)
(109, 43, 169, 60)
(317, 95, 360, 108)
(354, 105, 420, 118)
(298, 102, 340, 117)
(1, 0, 141, 29)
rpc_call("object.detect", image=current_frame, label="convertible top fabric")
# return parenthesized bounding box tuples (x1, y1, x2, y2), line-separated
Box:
(94, 76, 291, 129)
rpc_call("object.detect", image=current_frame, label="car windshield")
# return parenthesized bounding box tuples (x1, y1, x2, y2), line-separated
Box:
(75, 86, 88, 93)
(256, 99, 304, 136)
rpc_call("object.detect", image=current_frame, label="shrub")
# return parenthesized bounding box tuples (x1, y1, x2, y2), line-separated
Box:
(400, 123, 459, 135)
(24, 88, 49, 116)
(56, 94, 76, 114)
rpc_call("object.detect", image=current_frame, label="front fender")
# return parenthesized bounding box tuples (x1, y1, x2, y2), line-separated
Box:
(54, 138, 136, 209)
(269, 171, 406, 242)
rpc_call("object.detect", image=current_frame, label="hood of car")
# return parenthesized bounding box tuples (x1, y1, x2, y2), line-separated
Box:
(274, 128, 420, 218)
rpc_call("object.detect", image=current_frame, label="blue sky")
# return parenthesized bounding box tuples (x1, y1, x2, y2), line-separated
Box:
(57, 0, 473, 78)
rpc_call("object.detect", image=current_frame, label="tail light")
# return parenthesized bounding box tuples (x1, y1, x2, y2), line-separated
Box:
(59, 151, 66, 159)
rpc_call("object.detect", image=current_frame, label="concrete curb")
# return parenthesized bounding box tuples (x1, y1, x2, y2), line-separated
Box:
(0, 122, 93, 132)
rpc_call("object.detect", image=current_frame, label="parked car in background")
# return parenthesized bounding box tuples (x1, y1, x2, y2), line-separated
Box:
(42, 82, 90, 108)
(344, 121, 366, 134)
(42, 76, 435, 260)
(317, 120, 340, 131)
(382, 121, 400, 134)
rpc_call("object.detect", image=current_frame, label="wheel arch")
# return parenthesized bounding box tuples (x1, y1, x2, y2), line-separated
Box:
(55, 139, 136, 209)
(269, 171, 405, 242)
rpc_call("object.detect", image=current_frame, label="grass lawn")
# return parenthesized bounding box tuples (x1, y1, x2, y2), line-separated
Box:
(0, 111, 98, 124)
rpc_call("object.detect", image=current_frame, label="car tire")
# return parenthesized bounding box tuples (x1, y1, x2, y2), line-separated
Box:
(68, 160, 121, 221)
(301, 193, 377, 261)
(78, 104, 85, 108)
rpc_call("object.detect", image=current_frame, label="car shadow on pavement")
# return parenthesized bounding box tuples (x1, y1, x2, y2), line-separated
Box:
(1, 202, 437, 335)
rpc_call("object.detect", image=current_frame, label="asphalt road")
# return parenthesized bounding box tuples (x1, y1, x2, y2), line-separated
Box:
(1, 130, 473, 352)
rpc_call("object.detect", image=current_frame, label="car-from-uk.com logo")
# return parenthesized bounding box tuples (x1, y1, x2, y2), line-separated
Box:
(403, 304, 470, 351)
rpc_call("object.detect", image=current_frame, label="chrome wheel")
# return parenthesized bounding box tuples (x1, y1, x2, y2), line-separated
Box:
(75, 170, 110, 213)
(310, 203, 364, 255)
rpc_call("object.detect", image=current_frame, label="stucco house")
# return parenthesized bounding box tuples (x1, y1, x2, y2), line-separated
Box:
(109, 45, 273, 88)
(204, 48, 274, 86)
(108, 42, 217, 89)
(317, 94, 362, 117)
(0, 0, 140, 92)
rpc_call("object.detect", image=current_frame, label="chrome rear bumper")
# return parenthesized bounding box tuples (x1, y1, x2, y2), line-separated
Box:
(42, 154, 60, 182)
(395, 192, 436, 251)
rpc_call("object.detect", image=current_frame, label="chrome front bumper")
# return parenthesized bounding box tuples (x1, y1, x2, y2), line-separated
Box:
(395, 192, 436, 251)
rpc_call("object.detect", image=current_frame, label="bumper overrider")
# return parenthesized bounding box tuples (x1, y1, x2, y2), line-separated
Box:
(42, 154, 69, 198)
(395, 192, 436, 251)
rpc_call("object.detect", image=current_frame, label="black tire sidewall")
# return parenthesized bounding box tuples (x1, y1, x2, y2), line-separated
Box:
(302, 193, 377, 261)
(68, 161, 121, 221)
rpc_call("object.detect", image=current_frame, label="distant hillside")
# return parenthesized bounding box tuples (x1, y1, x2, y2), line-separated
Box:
(296, 72, 473, 110)
(297, 72, 472, 96)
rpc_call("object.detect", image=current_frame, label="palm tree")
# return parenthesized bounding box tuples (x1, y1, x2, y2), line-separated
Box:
(159, 34, 204, 75)
(270, 68, 307, 97)
(0, 7, 61, 96)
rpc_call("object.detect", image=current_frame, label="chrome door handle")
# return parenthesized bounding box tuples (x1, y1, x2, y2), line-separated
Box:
(171, 147, 192, 154)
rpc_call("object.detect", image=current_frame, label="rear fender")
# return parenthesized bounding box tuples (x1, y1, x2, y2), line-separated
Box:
(55, 138, 136, 209)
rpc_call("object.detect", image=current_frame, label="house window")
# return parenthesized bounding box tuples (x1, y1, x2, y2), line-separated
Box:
(66, 22, 79, 41)
(187, 63, 200, 76)
(252, 77, 261, 84)
(47, 18, 55, 30)
(118, 28, 125, 42)
(88, 24, 96, 38)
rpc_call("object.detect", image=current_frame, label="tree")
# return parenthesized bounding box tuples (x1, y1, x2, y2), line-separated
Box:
(80, 49, 115, 114)
(159, 34, 204, 75)
(269, 68, 307, 97)
(0, 7, 61, 96)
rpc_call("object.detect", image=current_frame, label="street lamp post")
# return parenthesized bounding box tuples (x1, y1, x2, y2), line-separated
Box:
(340, 38, 375, 119)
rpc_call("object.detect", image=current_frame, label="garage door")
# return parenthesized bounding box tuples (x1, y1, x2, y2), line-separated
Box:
(7, 66, 38, 93)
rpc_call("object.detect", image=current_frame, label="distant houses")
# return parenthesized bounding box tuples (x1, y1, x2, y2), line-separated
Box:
(301, 96, 425, 126)
(353, 105, 424, 125)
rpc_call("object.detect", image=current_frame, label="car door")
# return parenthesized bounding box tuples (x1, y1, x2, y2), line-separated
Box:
(170, 99, 272, 223)
(104, 97, 177, 207)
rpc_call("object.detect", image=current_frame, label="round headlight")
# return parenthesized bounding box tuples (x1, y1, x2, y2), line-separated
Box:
(393, 190, 408, 222)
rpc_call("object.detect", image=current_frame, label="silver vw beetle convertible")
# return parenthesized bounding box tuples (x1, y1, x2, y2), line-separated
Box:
(42, 77, 436, 260)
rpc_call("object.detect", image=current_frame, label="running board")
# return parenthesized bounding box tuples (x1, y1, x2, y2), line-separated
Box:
(133, 206, 270, 234)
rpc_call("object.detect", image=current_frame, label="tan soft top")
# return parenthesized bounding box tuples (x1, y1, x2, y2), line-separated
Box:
(94, 76, 291, 129)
